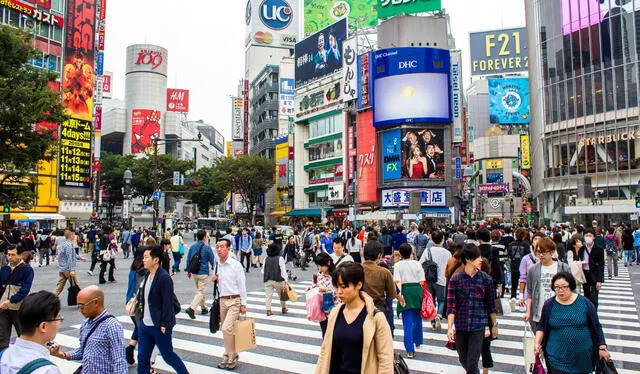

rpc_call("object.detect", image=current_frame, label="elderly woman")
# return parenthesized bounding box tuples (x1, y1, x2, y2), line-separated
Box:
(534, 272, 610, 374)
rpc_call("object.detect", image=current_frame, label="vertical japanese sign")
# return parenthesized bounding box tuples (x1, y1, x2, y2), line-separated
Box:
(232, 97, 244, 141)
(59, 119, 92, 188)
(357, 52, 371, 110)
(342, 38, 357, 102)
(166, 89, 190, 112)
(455, 157, 462, 180)
(131, 109, 161, 154)
(381, 129, 402, 181)
(279, 78, 295, 116)
(451, 50, 463, 143)
(356, 111, 377, 203)
(520, 135, 531, 170)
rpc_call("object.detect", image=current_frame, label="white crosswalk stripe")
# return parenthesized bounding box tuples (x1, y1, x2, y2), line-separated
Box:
(51, 270, 640, 373)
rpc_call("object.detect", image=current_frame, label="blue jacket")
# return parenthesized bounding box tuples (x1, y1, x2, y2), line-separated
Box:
(184, 241, 216, 275)
(141, 268, 176, 330)
(0, 263, 34, 305)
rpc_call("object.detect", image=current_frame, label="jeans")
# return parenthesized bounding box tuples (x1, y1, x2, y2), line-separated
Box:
(172, 252, 182, 273)
(99, 259, 115, 283)
(455, 329, 484, 374)
(635, 246, 640, 263)
(137, 322, 188, 374)
(240, 251, 251, 271)
(122, 243, 131, 258)
(130, 316, 138, 341)
(38, 248, 50, 266)
(0, 309, 20, 350)
(606, 252, 618, 277)
(623, 250, 634, 265)
(428, 283, 446, 316)
(401, 309, 423, 353)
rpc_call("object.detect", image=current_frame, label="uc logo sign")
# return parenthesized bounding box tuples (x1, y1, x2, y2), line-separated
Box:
(259, 0, 293, 30)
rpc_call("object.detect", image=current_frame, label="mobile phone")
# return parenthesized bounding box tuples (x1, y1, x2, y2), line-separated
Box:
(46, 341, 55, 348)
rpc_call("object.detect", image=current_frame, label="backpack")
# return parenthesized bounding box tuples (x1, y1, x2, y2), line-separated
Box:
(605, 236, 617, 256)
(508, 241, 529, 271)
(421, 248, 438, 284)
(188, 243, 204, 274)
(39, 235, 52, 250)
(303, 232, 314, 249)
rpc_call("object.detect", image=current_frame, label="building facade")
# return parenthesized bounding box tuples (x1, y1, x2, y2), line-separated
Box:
(249, 65, 280, 158)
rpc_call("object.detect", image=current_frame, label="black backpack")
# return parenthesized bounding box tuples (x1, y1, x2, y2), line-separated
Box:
(422, 248, 438, 284)
(508, 241, 529, 271)
(188, 243, 204, 274)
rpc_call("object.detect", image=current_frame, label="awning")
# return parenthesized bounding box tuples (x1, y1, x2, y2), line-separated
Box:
(284, 208, 332, 217)
(269, 211, 286, 217)
(9, 213, 28, 220)
(24, 213, 66, 220)
(421, 207, 453, 218)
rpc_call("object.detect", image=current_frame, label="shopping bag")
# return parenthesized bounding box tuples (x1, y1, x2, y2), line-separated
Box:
(393, 353, 409, 374)
(280, 285, 289, 301)
(285, 282, 298, 302)
(420, 284, 436, 321)
(533, 354, 547, 374)
(67, 277, 80, 306)
(495, 298, 512, 316)
(306, 291, 326, 322)
(234, 316, 257, 352)
(209, 281, 220, 334)
(524, 323, 536, 373)
(322, 292, 335, 312)
(597, 358, 619, 374)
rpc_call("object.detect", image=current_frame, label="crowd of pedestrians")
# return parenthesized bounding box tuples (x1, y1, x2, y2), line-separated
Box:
(0, 220, 629, 373)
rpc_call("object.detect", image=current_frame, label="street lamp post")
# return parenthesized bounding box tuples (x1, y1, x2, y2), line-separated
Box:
(123, 169, 132, 229)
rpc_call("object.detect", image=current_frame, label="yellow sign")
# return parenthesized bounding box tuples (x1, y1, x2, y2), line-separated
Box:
(485, 159, 503, 170)
(520, 135, 531, 169)
(226, 141, 232, 157)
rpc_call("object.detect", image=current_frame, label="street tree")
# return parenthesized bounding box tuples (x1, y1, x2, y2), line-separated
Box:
(99, 153, 137, 222)
(188, 166, 226, 216)
(211, 156, 275, 225)
(0, 25, 68, 208)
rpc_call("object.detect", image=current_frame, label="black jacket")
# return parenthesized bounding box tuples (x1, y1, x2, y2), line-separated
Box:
(578, 244, 605, 284)
(140, 268, 176, 330)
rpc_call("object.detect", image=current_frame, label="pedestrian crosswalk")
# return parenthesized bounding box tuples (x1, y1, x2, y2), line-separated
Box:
(49, 268, 640, 373)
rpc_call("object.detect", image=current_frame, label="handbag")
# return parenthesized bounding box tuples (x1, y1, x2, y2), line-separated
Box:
(524, 323, 536, 373)
(209, 280, 221, 333)
(322, 292, 335, 312)
(285, 282, 298, 302)
(597, 359, 619, 374)
(495, 298, 512, 316)
(420, 283, 436, 321)
(280, 284, 290, 301)
(234, 315, 257, 352)
(305, 288, 326, 322)
(393, 353, 409, 374)
(533, 354, 547, 374)
(569, 261, 586, 284)
(178, 241, 185, 256)
(67, 276, 80, 306)
(125, 297, 137, 316)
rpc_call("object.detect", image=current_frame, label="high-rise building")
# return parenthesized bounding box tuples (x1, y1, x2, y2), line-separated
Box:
(525, 0, 640, 224)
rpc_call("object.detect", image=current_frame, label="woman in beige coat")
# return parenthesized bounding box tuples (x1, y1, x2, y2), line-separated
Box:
(315, 262, 394, 374)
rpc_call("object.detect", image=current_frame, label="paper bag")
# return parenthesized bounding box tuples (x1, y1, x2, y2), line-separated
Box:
(234, 317, 257, 352)
(523, 323, 536, 373)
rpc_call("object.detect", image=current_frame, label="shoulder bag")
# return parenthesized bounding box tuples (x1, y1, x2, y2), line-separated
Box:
(188, 243, 204, 274)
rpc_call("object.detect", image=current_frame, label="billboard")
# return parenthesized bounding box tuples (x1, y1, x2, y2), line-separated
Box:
(488, 78, 530, 124)
(381, 187, 447, 208)
(126, 46, 168, 77)
(478, 183, 510, 194)
(356, 111, 378, 203)
(166, 89, 189, 112)
(279, 78, 295, 116)
(246, 0, 299, 49)
(381, 129, 402, 181)
(401, 128, 445, 180)
(131, 109, 161, 154)
(1, 0, 63, 26)
(357, 51, 372, 110)
(232, 97, 244, 140)
(377, 0, 441, 19)
(294, 81, 341, 121)
(214, 130, 225, 153)
(102, 72, 112, 99)
(303, 0, 377, 35)
(59, 118, 92, 188)
(469, 27, 528, 76)
(295, 18, 347, 87)
(342, 38, 357, 102)
(451, 50, 463, 142)
(372, 47, 451, 127)
(520, 135, 531, 170)
(275, 138, 289, 211)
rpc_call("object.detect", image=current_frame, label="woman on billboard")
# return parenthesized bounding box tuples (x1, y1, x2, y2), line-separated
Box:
(407, 145, 428, 179)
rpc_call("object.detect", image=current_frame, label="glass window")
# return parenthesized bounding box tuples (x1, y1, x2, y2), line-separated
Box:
(8, 10, 19, 27)
(52, 26, 63, 42)
(308, 114, 342, 139)
(51, 0, 65, 14)
(308, 139, 343, 161)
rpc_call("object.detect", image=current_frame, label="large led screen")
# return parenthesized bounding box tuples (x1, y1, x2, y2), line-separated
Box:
(401, 128, 445, 180)
(295, 18, 347, 87)
(488, 78, 531, 124)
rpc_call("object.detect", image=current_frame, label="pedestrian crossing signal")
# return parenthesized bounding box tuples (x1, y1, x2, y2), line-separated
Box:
(636, 197, 640, 208)
(2, 202, 8, 213)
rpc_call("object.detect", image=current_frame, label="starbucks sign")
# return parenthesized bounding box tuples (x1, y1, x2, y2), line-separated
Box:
(377, 0, 442, 19)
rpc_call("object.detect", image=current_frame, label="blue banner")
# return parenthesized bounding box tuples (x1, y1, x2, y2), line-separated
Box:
(381, 129, 402, 181)
(489, 78, 530, 124)
(455, 157, 462, 180)
(96, 52, 104, 76)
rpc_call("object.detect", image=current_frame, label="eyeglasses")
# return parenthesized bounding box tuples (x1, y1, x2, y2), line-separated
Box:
(46, 316, 64, 323)
(77, 298, 99, 310)
(554, 285, 571, 291)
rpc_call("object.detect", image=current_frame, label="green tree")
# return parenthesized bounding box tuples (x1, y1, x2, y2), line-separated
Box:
(210, 156, 274, 225)
(99, 153, 137, 222)
(0, 25, 68, 208)
(188, 166, 226, 216)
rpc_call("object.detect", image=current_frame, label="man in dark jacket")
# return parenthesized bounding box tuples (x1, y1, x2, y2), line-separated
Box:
(0, 245, 34, 349)
(580, 229, 605, 309)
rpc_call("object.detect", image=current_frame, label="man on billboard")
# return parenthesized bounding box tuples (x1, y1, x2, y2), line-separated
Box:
(326, 28, 341, 69)
(425, 144, 441, 179)
(401, 128, 445, 179)
(314, 33, 329, 73)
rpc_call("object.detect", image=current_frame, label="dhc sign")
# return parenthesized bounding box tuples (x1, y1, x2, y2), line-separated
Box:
(259, 0, 293, 30)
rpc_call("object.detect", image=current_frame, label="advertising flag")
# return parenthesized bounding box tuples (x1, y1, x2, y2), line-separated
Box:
(342, 38, 357, 102)
(451, 50, 463, 142)
(377, 0, 441, 19)
(232, 97, 244, 141)
(520, 135, 531, 170)
(131, 109, 161, 154)
(166, 89, 190, 112)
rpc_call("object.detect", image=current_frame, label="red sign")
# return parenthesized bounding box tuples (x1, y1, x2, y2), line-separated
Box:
(131, 109, 161, 154)
(98, 0, 106, 20)
(94, 106, 102, 131)
(359, 52, 371, 109)
(93, 159, 100, 172)
(0, 0, 63, 26)
(135, 49, 164, 70)
(166, 89, 189, 112)
(102, 73, 112, 97)
(356, 111, 378, 203)
(335, 164, 344, 178)
(35, 0, 50, 9)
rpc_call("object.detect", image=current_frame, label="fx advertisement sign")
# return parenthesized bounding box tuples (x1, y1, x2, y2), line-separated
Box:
(232, 97, 244, 140)
(469, 27, 528, 76)
(381, 129, 402, 181)
(279, 78, 295, 116)
(451, 50, 463, 143)
(131, 109, 161, 154)
(373, 47, 451, 127)
(166, 89, 190, 112)
(295, 18, 347, 87)
(303, 0, 377, 36)
(342, 38, 357, 102)
(381, 188, 447, 208)
(488, 78, 530, 124)
(377, 0, 441, 19)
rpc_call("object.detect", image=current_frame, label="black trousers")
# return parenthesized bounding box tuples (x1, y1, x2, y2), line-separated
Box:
(240, 251, 251, 272)
(511, 270, 520, 298)
(320, 320, 328, 338)
(302, 249, 316, 268)
(481, 336, 494, 369)
(89, 251, 99, 272)
(350, 252, 362, 264)
(455, 329, 484, 374)
(0, 309, 20, 350)
(583, 271, 599, 309)
(99, 259, 115, 283)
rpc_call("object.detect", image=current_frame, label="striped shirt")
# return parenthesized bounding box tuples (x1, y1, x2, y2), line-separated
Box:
(446, 270, 497, 332)
(68, 311, 127, 374)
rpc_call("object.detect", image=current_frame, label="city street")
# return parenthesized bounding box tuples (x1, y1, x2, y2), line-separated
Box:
(20, 234, 640, 373)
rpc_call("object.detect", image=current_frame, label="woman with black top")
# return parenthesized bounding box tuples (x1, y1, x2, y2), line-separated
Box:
(315, 261, 394, 373)
(160, 238, 172, 273)
(283, 235, 298, 281)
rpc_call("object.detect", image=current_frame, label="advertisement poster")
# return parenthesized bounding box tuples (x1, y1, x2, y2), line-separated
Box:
(62, 0, 96, 121)
(489, 78, 530, 124)
(520, 135, 531, 169)
(356, 111, 377, 203)
(232, 97, 244, 140)
(295, 18, 347, 87)
(279, 78, 295, 116)
(401, 128, 445, 180)
(486, 173, 504, 184)
(59, 118, 92, 188)
(373, 47, 451, 127)
(478, 183, 510, 194)
(381, 129, 402, 181)
(246, 0, 299, 49)
(469, 27, 528, 76)
(303, 0, 377, 35)
(131, 109, 161, 154)
(377, 0, 441, 18)
(102, 72, 112, 99)
(166, 89, 189, 112)
(342, 37, 357, 102)
(381, 187, 447, 208)
(294, 81, 341, 121)
(451, 50, 463, 142)
(275, 139, 289, 211)
(357, 51, 372, 110)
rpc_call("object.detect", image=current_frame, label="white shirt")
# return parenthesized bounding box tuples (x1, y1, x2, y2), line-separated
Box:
(142, 273, 155, 326)
(535, 262, 558, 322)
(217, 257, 248, 305)
(0, 338, 62, 374)
(330, 253, 354, 266)
(345, 238, 363, 253)
(393, 259, 425, 284)
(419, 246, 452, 286)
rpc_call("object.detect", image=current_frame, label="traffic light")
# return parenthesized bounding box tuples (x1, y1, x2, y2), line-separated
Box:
(2, 201, 9, 213)
(185, 179, 200, 187)
(636, 196, 640, 208)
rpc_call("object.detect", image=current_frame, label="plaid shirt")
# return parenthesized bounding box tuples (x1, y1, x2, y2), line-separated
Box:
(446, 270, 497, 332)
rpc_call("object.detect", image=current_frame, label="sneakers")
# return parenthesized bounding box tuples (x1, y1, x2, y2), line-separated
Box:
(185, 307, 196, 319)
(201, 307, 209, 315)
(125, 344, 135, 365)
(87, 270, 93, 276)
